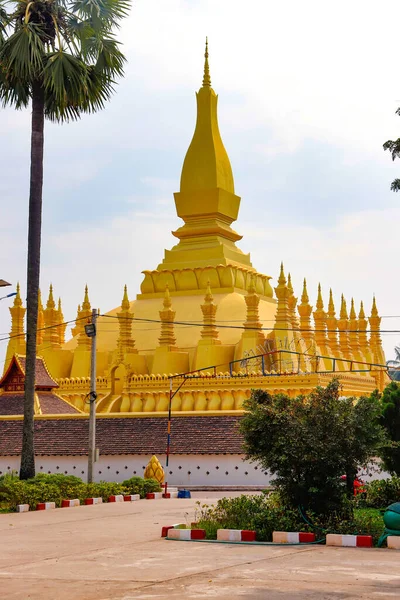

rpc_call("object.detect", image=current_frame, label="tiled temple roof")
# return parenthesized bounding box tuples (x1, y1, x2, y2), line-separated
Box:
(0, 355, 58, 390)
(0, 416, 244, 456)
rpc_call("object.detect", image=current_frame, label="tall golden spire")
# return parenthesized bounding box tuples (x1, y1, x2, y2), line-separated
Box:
(313, 284, 330, 353)
(325, 289, 340, 357)
(159, 285, 176, 347)
(37, 288, 44, 345)
(57, 297, 66, 345)
(200, 281, 219, 342)
(369, 296, 385, 365)
(348, 297, 363, 363)
(337, 295, 354, 362)
(298, 278, 313, 346)
(117, 285, 136, 356)
(358, 300, 372, 363)
(75, 286, 92, 350)
(4, 282, 26, 370)
(202, 37, 211, 87)
(43, 284, 60, 348)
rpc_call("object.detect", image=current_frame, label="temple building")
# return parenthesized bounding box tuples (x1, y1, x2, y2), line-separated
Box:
(1, 43, 388, 421)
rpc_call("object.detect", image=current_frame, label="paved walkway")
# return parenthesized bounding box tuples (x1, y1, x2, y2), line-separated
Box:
(1, 492, 399, 599)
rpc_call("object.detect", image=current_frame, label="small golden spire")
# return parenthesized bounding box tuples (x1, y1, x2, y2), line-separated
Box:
(121, 284, 130, 310)
(301, 278, 309, 304)
(202, 37, 211, 87)
(46, 283, 55, 309)
(163, 284, 172, 309)
(359, 300, 365, 319)
(278, 262, 286, 286)
(328, 288, 335, 317)
(287, 273, 293, 294)
(349, 298, 357, 320)
(82, 284, 91, 311)
(205, 280, 213, 302)
(248, 275, 256, 294)
(14, 282, 22, 307)
(371, 295, 379, 317)
(340, 294, 348, 319)
(316, 283, 323, 310)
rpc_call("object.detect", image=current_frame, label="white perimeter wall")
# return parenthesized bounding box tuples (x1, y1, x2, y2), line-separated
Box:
(0, 454, 273, 486)
(0, 455, 389, 486)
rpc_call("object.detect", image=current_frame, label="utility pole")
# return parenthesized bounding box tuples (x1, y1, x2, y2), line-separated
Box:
(85, 308, 98, 484)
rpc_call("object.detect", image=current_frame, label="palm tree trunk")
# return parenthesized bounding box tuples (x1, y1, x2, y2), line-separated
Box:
(20, 82, 45, 480)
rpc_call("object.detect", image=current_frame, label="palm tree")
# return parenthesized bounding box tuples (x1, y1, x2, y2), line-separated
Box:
(0, 0, 130, 479)
(387, 346, 400, 381)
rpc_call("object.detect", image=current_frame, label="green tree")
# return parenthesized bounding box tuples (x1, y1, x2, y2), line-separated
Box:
(379, 381, 400, 475)
(0, 0, 130, 479)
(240, 379, 386, 515)
(383, 119, 400, 191)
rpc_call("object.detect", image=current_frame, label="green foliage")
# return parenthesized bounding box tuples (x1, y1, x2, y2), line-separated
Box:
(0, 0, 131, 120)
(356, 477, 400, 509)
(143, 478, 162, 495)
(194, 494, 385, 545)
(122, 476, 145, 498)
(384, 134, 400, 191)
(379, 382, 400, 475)
(195, 495, 308, 542)
(240, 380, 386, 515)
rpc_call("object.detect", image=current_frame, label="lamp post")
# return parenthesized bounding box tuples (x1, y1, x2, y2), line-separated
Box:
(85, 308, 99, 484)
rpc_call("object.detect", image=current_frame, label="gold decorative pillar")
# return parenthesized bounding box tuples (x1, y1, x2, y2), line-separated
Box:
(57, 298, 66, 345)
(313, 284, 332, 370)
(297, 278, 315, 371)
(159, 285, 176, 348)
(117, 285, 136, 356)
(4, 282, 26, 371)
(369, 296, 385, 365)
(37, 289, 44, 346)
(43, 284, 60, 349)
(273, 264, 295, 370)
(70, 286, 92, 377)
(358, 301, 373, 364)
(337, 295, 355, 366)
(234, 277, 265, 372)
(348, 298, 364, 367)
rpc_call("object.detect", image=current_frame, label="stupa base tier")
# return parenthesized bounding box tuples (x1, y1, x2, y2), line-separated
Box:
(57, 371, 383, 415)
(139, 266, 273, 299)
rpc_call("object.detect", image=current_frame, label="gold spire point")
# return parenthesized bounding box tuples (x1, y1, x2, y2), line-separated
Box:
(301, 278, 309, 304)
(84, 284, 89, 302)
(47, 283, 55, 309)
(58, 297, 62, 311)
(164, 284, 172, 308)
(14, 282, 22, 307)
(371, 295, 379, 317)
(328, 288, 335, 316)
(359, 300, 365, 319)
(248, 275, 256, 294)
(202, 37, 211, 87)
(121, 284, 130, 310)
(316, 283, 323, 309)
(350, 298, 356, 320)
(278, 262, 286, 286)
(340, 294, 348, 319)
(205, 279, 213, 301)
(287, 273, 293, 293)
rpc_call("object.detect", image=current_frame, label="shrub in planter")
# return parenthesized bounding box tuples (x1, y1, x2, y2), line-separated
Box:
(122, 476, 145, 498)
(85, 481, 128, 502)
(143, 478, 162, 495)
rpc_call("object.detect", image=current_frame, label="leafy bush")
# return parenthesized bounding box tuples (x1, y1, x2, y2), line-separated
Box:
(358, 477, 400, 509)
(194, 494, 385, 545)
(122, 476, 145, 498)
(379, 382, 400, 475)
(143, 478, 162, 495)
(240, 380, 386, 516)
(195, 494, 309, 541)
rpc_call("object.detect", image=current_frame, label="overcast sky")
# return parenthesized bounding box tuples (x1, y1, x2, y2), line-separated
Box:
(1, 0, 400, 364)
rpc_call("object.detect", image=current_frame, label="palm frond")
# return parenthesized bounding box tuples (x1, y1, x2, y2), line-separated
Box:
(43, 49, 86, 119)
(390, 178, 400, 192)
(0, 22, 45, 80)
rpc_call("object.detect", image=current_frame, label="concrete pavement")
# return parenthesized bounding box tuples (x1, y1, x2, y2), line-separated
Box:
(0, 492, 399, 599)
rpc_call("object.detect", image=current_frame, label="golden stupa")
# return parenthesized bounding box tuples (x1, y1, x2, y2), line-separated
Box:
(3, 42, 388, 416)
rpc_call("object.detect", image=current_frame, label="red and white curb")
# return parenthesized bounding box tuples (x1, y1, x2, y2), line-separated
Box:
(16, 504, 30, 513)
(387, 536, 400, 549)
(61, 499, 80, 508)
(146, 492, 163, 500)
(124, 494, 140, 502)
(37, 502, 56, 511)
(326, 534, 373, 548)
(273, 531, 316, 544)
(84, 497, 103, 505)
(161, 523, 187, 537)
(109, 495, 124, 503)
(217, 529, 256, 542)
(167, 528, 206, 540)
